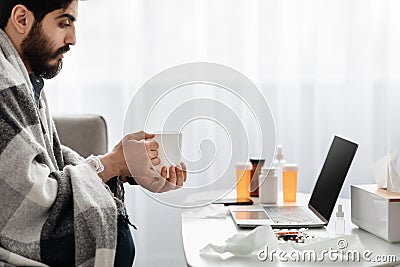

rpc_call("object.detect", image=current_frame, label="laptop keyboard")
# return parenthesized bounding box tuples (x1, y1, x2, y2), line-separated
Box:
(264, 206, 322, 225)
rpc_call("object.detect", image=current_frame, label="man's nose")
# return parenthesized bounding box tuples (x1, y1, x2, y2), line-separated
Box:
(65, 26, 76, 46)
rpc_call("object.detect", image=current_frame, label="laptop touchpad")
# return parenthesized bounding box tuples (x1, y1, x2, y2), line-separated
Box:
(233, 211, 270, 220)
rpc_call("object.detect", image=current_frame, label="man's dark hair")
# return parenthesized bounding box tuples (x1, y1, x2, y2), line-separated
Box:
(0, 0, 75, 30)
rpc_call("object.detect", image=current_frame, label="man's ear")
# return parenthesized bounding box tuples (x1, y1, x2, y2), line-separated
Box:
(9, 5, 34, 34)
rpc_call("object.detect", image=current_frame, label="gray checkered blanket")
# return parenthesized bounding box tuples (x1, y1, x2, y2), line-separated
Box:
(0, 29, 117, 266)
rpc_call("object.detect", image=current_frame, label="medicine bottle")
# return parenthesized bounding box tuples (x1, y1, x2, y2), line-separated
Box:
(259, 167, 278, 204)
(250, 159, 265, 197)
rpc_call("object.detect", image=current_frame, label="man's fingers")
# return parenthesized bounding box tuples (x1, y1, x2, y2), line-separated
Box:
(180, 162, 187, 182)
(161, 166, 168, 178)
(136, 164, 187, 193)
(125, 131, 145, 141)
(144, 132, 155, 140)
(147, 150, 158, 159)
(146, 139, 159, 151)
(151, 157, 161, 166)
(160, 167, 179, 192)
(168, 166, 177, 185)
(126, 131, 155, 141)
(175, 165, 184, 187)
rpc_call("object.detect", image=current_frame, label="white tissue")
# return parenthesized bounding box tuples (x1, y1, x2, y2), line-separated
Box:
(200, 225, 278, 256)
(371, 150, 400, 193)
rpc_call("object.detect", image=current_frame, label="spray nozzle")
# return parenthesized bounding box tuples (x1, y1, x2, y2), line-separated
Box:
(336, 204, 344, 218)
(276, 145, 284, 161)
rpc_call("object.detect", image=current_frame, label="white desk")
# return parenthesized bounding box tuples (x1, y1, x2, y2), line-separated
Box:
(181, 193, 400, 266)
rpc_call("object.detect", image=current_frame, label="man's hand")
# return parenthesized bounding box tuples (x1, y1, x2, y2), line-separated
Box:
(133, 162, 187, 193)
(98, 131, 160, 182)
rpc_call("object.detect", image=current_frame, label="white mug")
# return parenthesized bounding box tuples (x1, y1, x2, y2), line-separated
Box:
(153, 132, 183, 175)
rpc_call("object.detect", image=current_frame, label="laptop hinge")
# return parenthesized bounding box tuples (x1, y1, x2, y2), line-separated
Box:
(308, 204, 328, 224)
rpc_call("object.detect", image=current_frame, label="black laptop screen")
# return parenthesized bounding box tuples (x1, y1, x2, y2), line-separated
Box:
(308, 136, 358, 222)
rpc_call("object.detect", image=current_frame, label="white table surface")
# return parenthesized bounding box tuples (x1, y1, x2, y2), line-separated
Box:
(181, 192, 400, 267)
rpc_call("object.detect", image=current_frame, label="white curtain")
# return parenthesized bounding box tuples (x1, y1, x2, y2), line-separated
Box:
(46, 0, 400, 266)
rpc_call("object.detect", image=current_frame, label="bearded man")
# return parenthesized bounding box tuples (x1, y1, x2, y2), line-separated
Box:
(0, 1, 187, 266)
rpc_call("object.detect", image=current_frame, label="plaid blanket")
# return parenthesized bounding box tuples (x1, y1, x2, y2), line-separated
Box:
(0, 29, 117, 266)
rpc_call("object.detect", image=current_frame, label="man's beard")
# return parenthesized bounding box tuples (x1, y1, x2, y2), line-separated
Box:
(21, 21, 70, 79)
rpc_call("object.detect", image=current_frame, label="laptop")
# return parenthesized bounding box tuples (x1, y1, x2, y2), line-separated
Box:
(230, 135, 358, 228)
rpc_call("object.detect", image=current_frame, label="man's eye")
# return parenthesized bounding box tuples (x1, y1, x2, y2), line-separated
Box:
(59, 22, 71, 28)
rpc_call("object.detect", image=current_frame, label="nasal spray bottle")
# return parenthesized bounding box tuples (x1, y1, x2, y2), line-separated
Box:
(273, 145, 286, 192)
(335, 204, 345, 235)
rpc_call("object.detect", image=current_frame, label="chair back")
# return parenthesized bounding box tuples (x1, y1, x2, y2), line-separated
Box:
(53, 115, 108, 158)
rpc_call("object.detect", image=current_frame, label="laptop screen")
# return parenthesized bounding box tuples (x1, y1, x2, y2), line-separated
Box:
(308, 136, 358, 222)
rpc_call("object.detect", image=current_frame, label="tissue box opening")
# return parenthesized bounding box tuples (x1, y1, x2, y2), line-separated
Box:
(351, 184, 400, 243)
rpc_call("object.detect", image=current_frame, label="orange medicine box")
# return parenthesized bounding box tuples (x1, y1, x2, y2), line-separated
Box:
(351, 184, 400, 243)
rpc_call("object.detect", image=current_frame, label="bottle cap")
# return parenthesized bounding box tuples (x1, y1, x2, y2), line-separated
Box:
(236, 162, 253, 170)
(261, 167, 276, 176)
(336, 204, 344, 218)
(250, 158, 266, 165)
(282, 164, 298, 172)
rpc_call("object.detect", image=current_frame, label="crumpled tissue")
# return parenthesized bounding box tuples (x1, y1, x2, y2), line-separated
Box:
(371, 150, 400, 193)
(200, 225, 278, 256)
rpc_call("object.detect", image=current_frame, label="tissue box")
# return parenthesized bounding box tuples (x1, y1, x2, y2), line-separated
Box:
(351, 184, 400, 242)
